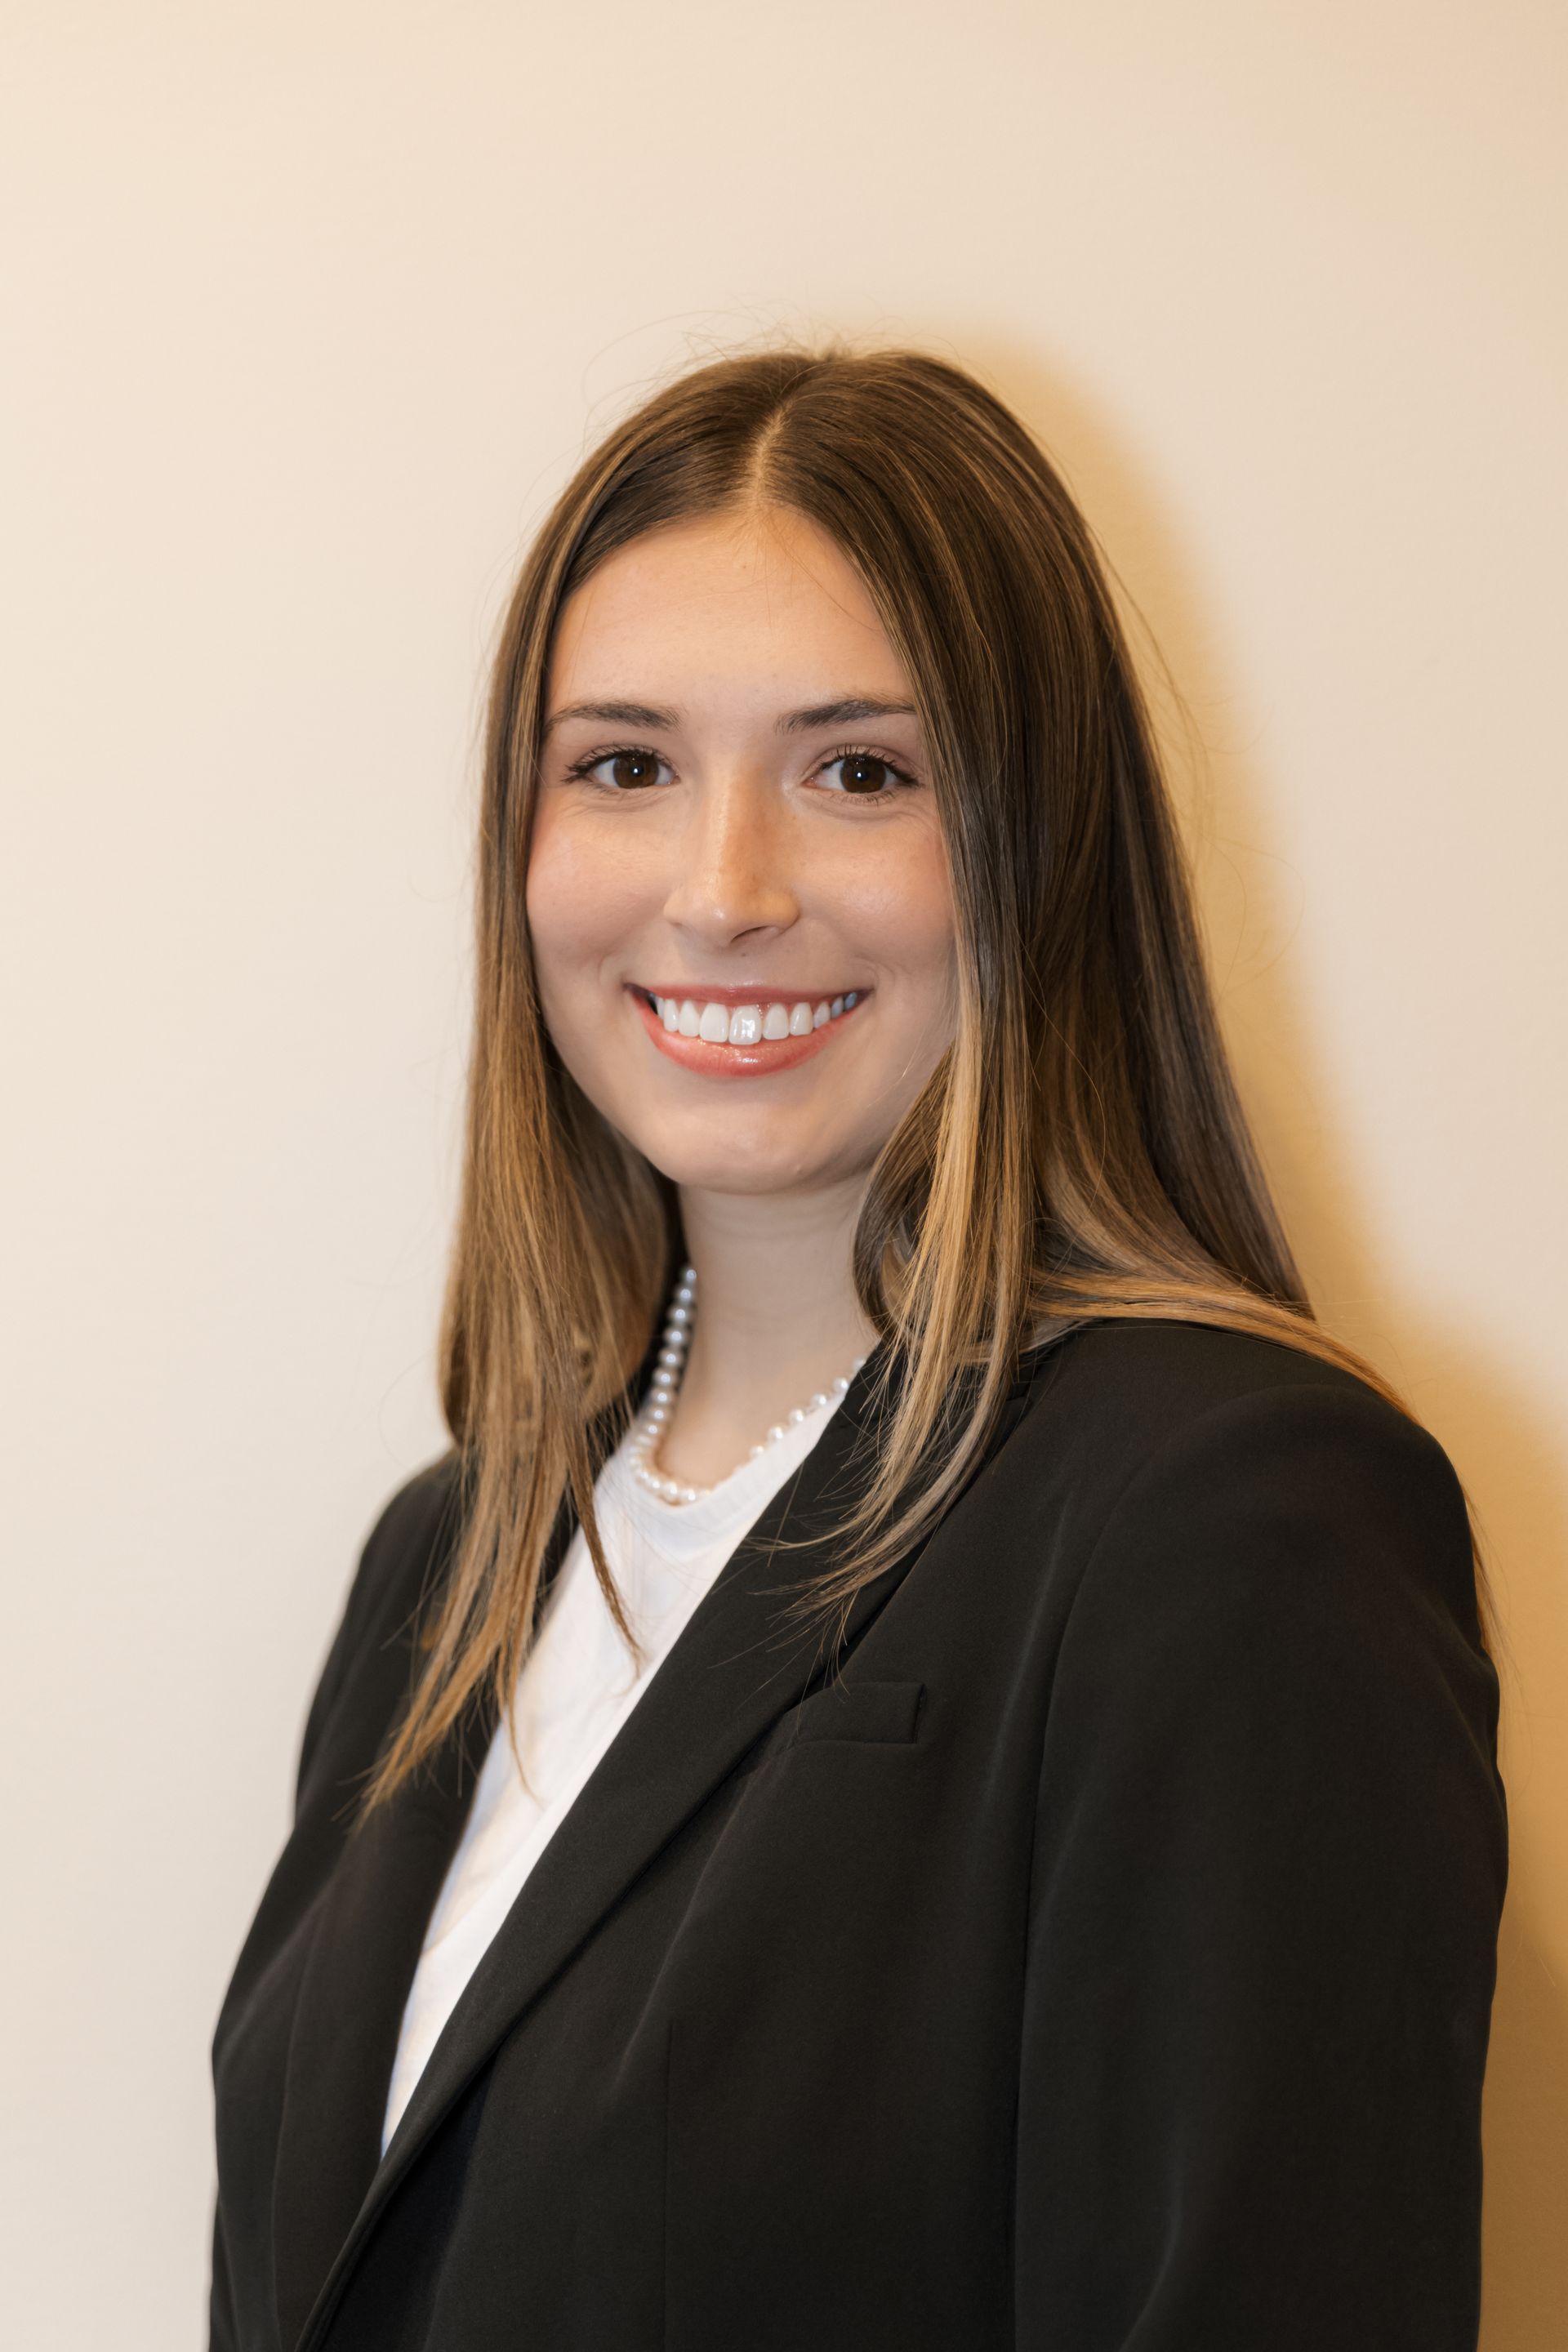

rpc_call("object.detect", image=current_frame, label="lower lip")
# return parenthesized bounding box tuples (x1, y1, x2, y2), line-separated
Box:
(628, 987, 868, 1079)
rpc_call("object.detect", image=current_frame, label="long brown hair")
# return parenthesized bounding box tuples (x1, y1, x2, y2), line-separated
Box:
(364, 345, 1490, 1811)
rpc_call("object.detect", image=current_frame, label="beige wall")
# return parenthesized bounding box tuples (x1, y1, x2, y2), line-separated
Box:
(2, 3, 1562, 2343)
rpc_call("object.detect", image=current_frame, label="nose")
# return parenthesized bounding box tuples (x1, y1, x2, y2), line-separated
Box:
(660, 770, 800, 951)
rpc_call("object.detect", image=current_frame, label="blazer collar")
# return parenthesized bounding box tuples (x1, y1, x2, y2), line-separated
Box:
(278, 1321, 1084, 2352)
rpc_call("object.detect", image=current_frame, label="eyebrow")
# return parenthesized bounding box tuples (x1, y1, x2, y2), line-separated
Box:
(543, 700, 678, 734)
(543, 695, 919, 736)
(779, 697, 918, 733)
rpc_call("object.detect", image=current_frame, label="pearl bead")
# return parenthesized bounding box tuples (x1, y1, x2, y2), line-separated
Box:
(634, 1273, 866, 1508)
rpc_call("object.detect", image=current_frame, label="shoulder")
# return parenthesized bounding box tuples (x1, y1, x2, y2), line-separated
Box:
(341, 1449, 468, 1648)
(295, 1450, 466, 1802)
(1021, 1312, 1439, 1459)
(1016, 1323, 1505, 1948)
(363, 1448, 468, 1571)
(1009, 1317, 1483, 1653)
(1018, 1314, 1463, 1507)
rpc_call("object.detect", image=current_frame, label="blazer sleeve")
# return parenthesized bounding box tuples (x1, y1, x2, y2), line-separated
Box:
(1013, 1377, 1508, 2352)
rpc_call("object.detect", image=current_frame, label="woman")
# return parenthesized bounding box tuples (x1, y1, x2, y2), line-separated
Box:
(210, 349, 1507, 2352)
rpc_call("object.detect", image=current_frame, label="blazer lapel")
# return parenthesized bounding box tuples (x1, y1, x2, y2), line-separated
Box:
(292, 1364, 911, 2352)
(291, 1329, 1076, 2352)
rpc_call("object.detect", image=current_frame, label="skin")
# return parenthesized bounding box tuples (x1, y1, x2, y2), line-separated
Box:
(526, 503, 958, 1486)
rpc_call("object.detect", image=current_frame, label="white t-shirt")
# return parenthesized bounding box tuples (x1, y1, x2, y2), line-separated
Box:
(380, 1394, 844, 2154)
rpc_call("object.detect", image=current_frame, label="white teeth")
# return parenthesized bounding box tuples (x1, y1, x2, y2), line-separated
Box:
(646, 989, 864, 1041)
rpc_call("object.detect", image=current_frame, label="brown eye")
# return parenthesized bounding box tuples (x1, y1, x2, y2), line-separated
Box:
(831, 754, 893, 795)
(608, 751, 662, 790)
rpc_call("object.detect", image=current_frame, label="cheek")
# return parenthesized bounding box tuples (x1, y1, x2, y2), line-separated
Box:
(837, 819, 956, 986)
(524, 811, 650, 984)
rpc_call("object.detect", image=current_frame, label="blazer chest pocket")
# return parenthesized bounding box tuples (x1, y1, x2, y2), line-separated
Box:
(789, 1676, 925, 1746)
(733, 1678, 927, 1784)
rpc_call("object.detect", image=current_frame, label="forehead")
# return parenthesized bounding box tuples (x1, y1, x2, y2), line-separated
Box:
(546, 506, 911, 706)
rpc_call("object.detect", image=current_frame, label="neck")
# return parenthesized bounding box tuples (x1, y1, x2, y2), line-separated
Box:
(656, 1177, 880, 1487)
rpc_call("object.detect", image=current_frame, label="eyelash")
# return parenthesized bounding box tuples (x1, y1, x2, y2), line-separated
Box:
(561, 741, 920, 803)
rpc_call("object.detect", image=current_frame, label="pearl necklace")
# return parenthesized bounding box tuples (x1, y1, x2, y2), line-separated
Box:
(627, 1263, 869, 1506)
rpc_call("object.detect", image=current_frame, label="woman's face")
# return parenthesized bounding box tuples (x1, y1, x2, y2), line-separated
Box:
(527, 505, 957, 1199)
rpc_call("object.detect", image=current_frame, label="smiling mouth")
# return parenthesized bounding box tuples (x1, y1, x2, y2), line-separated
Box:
(626, 983, 869, 1077)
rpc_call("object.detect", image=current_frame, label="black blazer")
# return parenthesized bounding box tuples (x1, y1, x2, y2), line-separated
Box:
(210, 1318, 1507, 2352)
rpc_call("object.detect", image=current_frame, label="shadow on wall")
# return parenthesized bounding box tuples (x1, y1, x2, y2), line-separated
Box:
(966, 337, 1568, 2352)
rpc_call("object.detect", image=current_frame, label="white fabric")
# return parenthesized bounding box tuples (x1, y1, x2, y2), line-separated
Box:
(380, 1395, 844, 2154)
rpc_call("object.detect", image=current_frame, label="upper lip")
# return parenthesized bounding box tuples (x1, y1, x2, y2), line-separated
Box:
(630, 982, 869, 1006)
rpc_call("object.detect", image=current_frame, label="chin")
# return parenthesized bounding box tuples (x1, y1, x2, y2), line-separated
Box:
(630, 1116, 857, 1199)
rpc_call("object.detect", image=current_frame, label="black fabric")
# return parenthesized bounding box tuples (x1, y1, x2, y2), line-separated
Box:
(209, 1318, 1506, 2352)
